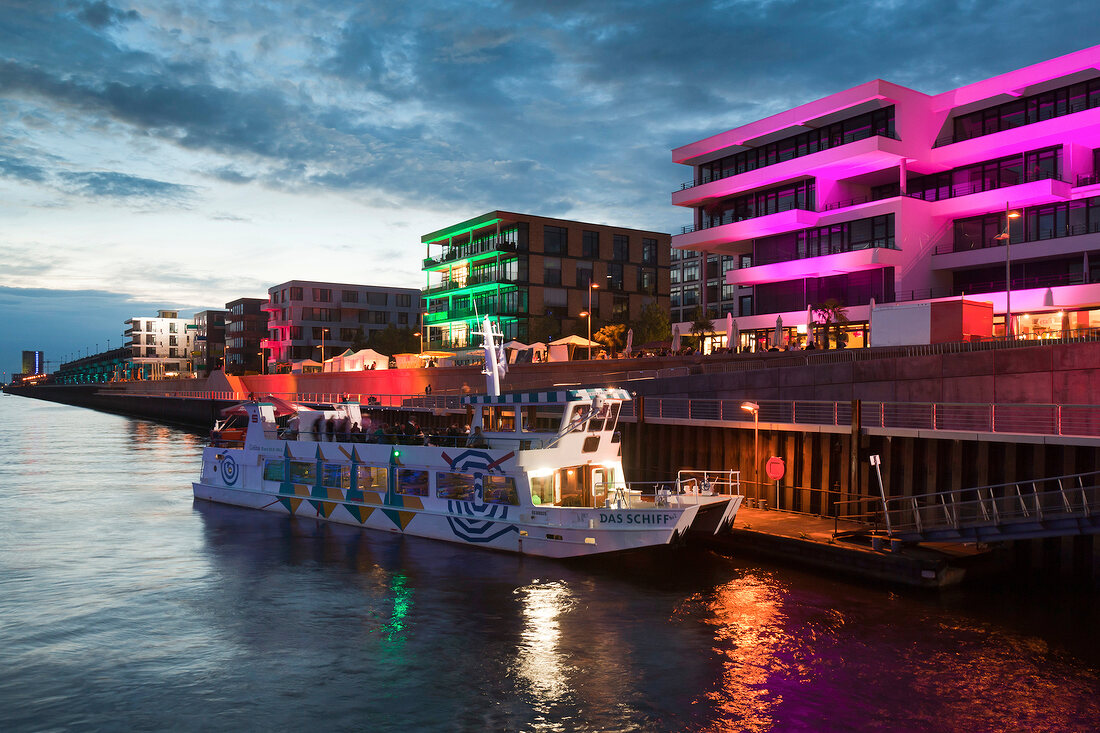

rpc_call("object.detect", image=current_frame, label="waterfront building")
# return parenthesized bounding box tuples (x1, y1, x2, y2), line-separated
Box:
(422, 211, 670, 350)
(225, 298, 266, 375)
(192, 309, 227, 376)
(671, 44, 1100, 350)
(21, 350, 44, 376)
(261, 281, 420, 370)
(124, 310, 197, 378)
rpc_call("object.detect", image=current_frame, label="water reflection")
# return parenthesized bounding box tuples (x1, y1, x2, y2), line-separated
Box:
(513, 580, 575, 704)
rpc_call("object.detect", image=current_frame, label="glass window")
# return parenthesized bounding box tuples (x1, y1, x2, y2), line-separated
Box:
(289, 461, 315, 482)
(484, 475, 518, 505)
(582, 230, 599, 258)
(544, 225, 567, 254)
(642, 238, 658, 264)
(290, 287, 303, 300)
(263, 461, 285, 481)
(397, 469, 428, 496)
(341, 290, 358, 303)
(543, 288, 567, 307)
(613, 234, 629, 261)
(530, 475, 554, 506)
(357, 465, 388, 490)
(322, 464, 350, 489)
(397, 294, 412, 307)
(436, 472, 477, 501)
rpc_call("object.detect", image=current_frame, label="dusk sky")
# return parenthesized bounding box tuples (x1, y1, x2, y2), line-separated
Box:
(2, 0, 1098, 378)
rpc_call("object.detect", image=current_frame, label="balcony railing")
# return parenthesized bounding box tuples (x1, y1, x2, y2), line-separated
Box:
(424, 273, 525, 295)
(934, 97, 1100, 147)
(677, 129, 899, 191)
(1077, 174, 1100, 187)
(903, 169, 1064, 203)
(933, 220, 1100, 255)
(747, 237, 897, 268)
(423, 240, 517, 269)
(424, 303, 527, 325)
(680, 200, 814, 234)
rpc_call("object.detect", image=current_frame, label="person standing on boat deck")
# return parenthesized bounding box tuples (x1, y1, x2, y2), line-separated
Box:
(325, 415, 336, 442)
(467, 426, 488, 448)
(310, 417, 321, 442)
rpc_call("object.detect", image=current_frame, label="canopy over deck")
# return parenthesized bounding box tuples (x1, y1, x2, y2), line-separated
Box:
(462, 387, 632, 406)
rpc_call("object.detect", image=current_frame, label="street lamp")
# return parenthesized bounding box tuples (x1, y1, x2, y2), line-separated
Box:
(586, 282, 599, 359)
(258, 348, 265, 375)
(993, 202, 1022, 339)
(318, 327, 329, 363)
(741, 401, 760, 499)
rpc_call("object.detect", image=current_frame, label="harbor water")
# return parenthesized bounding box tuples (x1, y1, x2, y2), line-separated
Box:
(2, 395, 1099, 732)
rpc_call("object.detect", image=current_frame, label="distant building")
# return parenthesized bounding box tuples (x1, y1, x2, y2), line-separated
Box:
(225, 298, 267, 375)
(124, 310, 197, 378)
(261, 281, 421, 369)
(670, 44, 1100, 350)
(421, 211, 670, 349)
(192, 310, 227, 376)
(21, 350, 44, 375)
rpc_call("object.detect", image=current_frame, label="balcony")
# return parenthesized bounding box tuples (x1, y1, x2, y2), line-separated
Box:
(680, 200, 816, 234)
(424, 273, 525, 296)
(725, 239, 902, 286)
(905, 174, 1072, 221)
(424, 302, 527, 325)
(423, 240, 518, 271)
(931, 223, 1100, 272)
(674, 207, 820, 251)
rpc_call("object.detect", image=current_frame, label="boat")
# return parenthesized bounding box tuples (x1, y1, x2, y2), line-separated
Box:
(192, 319, 742, 558)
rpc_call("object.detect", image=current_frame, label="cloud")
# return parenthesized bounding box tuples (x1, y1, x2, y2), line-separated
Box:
(58, 170, 196, 201)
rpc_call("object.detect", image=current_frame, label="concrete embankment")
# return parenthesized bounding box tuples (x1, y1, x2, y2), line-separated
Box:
(5, 384, 226, 430)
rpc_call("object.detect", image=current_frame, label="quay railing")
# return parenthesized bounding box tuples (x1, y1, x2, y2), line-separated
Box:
(873, 470, 1100, 542)
(620, 398, 1100, 439)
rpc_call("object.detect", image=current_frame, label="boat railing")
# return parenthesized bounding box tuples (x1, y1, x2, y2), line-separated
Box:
(595, 481, 730, 509)
(272, 430, 550, 450)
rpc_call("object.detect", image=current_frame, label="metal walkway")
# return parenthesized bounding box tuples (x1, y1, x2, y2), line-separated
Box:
(874, 470, 1100, 543)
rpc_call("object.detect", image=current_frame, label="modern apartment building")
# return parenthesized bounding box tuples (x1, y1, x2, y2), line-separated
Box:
(261, 281, 421, 369)
(124, 309, 197, 378)
(421, 211, 670, 349)
(671, 44, 1100, 350)
(225, 298, 267, 375)
(192, 309, 227, 376)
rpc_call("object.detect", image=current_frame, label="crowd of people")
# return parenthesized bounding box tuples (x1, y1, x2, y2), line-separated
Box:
(280, 415, 490, 448)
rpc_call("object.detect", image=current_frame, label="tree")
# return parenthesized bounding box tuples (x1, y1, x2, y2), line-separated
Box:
(812, 299, 849, 349)
(368, 325, 420, 355)
(688, 306, 715, 350)
(349, 326, 369, 352)
(594, 323, 627, 355)
(632, 302, 670, 345)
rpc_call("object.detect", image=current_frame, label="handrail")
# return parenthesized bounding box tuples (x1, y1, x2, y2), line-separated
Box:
(903, 169, 1064, 202)
(933, 220, 1100, 255)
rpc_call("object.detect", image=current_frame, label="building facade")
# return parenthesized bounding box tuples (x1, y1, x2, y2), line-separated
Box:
(225, 298, 267, 375)
(422, 211, 670, 349)
(21, 350, 44, 376)
(124, 310, 197, 378)
(192, 309, 227, 376)
(261, 281, 421, 369)
(671, 44, 1100, 350)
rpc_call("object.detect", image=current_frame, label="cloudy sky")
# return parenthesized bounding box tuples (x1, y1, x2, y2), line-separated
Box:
(2, 0, 1097, 377)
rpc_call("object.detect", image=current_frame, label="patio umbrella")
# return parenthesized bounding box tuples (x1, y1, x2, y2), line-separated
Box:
(671, 324, 681, 352)
(805, 306, 815, 347)
(732, 319, 740, 352)
(774, 315, 783, 349)
(624, 328, 634, 357)
(724, 313, 734, 350)
(868, 297, 875, 346)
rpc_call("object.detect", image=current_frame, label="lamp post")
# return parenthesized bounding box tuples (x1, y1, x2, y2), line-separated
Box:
(994, 202, 1022, 339)
(741, 401, 760, 499)
(319, 327, 329, 363)
(258, 348, 265, 375)
(587, 282, 599, 359)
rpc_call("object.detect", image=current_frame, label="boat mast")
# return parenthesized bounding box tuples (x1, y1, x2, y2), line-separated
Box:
(481, 315, 505, 397)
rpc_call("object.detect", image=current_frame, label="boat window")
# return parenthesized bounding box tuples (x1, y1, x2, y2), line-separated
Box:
(356, 465, 388, 490)
(322, 464, 350, 489)
(289, 461, 315, 482)
(568, 404, 587, 431)
(263, 461, 285, 481)
(559, 466, 586, 506)
(397, 469, 429, 496)
(484, 475, 518, 505)
(436, 472, 476, 501)
(530, 475, 555, 505)
(605, 402, 620, 432)
(582, 435, 601, 453)
(523, 406, 564, 432)
(495, 407, 516, 432)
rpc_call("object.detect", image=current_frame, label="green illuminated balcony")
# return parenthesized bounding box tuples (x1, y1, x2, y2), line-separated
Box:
(423, 240, 518, 271)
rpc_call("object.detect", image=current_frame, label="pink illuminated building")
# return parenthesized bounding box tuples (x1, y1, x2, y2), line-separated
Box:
(671, 44, 1100, 349)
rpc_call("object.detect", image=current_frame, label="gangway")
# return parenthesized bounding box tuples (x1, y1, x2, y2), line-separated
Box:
(874, 470, 1100, 543)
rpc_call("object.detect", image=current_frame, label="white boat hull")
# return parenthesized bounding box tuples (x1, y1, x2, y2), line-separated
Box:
(193, 472, 705, 559)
